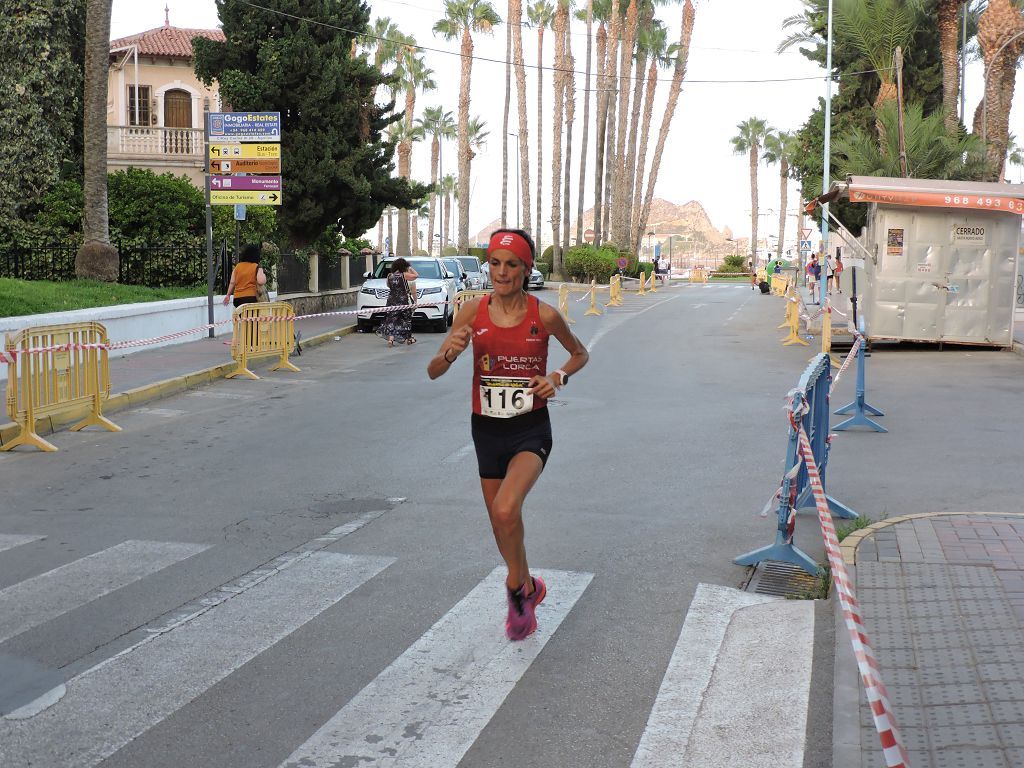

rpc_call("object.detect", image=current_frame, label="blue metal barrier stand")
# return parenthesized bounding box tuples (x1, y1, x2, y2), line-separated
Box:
(795, 355, 858, 519)
(834, 318, 886, 433)
(733, 419, 818, 576)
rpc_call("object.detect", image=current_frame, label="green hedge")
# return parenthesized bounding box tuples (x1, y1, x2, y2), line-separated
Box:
(564, 245, 618, 283)
(535, 260, 551, 278)
(716, 254, 748, 274)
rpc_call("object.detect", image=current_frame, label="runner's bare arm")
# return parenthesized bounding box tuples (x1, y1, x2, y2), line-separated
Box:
(529, 302, 589, 396)
(427, 297, 481, 380)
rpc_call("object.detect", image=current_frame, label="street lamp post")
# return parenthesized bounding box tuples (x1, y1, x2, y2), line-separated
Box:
(821, 0, 835, 264)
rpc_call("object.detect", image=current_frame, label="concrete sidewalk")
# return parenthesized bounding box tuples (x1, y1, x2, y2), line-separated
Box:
(0, 313, 358, 447)
(835, 513, 1024, 768)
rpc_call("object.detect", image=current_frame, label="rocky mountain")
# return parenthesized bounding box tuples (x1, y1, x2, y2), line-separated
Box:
(473, 198, 743, 257)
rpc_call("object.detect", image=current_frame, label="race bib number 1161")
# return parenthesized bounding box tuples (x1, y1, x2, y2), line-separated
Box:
(479, 376, 533, 418)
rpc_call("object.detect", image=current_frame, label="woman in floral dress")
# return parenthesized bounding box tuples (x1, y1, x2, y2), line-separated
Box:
(376, 258, 419, 346)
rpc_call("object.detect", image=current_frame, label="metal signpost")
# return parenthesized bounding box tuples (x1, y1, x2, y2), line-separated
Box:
(205, 111, 283, 332)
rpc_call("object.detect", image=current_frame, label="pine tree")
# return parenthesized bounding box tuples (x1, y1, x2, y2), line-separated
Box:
(194, 0, 427, 248)
(1, 0, 84, 232)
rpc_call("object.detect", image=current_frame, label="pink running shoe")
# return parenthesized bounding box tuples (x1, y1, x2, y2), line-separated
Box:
(505, 576, 547, 641)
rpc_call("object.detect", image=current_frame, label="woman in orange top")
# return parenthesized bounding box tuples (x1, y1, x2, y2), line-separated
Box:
(223, 244, 267, 307)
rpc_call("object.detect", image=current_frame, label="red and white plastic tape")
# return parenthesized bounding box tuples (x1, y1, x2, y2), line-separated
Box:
(829, 334, 862, 397)
(795, 422, 910, 768)
(0, 299, 446, 361)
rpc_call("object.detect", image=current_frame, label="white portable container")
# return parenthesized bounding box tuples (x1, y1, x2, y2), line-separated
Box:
(824, 177, 1024, 346)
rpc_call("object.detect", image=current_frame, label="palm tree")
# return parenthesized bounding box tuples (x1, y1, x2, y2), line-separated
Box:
(416, 107, 456, 255)
(77, 0, 118, 281)
(623, 16, 664, 247)
(834, 0, 918, 141)
(599, 0, 623, 242)
(392, 41, 435, 255)
(549, 0, 568, 275)
(527, 0, 555, 252)
(836, 100, 988, 180)
(938, 0, 968, 132)
(434, 0, 502, 254)
(630, 25, 674, 255)
(971, 0, 1024, 180)
(762, 130, 798, 262)
(591, 0, 615, 245)
(575, 0, 595, 244)
(634, 1, 694, 258)
(1006, 134, 1024, 182)
(561, 3, 576, 257)
(363, 17, 402, 101)
(468, 116, 490, 160)
(731, 117, 770, 265)
(439, 174, 457, 254)
(510, 0, 533, 235)
(611, 0, 640, 245)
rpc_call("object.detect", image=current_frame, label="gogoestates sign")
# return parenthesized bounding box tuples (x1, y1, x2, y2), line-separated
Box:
(208, 112, 281, 142)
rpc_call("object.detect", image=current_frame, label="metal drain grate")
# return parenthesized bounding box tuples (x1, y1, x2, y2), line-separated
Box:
(746, 560, 823, 598)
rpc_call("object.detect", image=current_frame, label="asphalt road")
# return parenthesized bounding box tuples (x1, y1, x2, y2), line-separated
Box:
(0, 283, 1021, 767)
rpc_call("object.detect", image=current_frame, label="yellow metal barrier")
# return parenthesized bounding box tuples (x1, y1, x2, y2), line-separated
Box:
(558, 284, 576, 325)
(605, 274, 623, 307)
(771, 274, 790, 296)
(690, 268, 708, 284)
(584, 279, 603, 316)
(3, 322, 121, 452)
(820, 300, 842, 367)
(647, 270, 657, 293)
(228, 301, 301, 380)
(637, 273, 647, 296)
(452, 290, 490, 320)
(781, 289, 809, 347)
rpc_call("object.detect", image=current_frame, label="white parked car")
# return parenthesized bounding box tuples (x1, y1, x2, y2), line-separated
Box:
(456, 256, 485, 290)
(357, 257, 455, 332)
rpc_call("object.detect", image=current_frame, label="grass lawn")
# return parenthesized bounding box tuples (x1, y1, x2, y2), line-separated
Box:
(0, 278, 206, 318)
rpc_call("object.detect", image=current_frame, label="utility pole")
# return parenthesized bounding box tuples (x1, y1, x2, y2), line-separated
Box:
(820, 0, 834, 262)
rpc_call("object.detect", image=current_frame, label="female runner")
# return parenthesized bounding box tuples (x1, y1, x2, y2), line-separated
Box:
(428, 229, 589, 640)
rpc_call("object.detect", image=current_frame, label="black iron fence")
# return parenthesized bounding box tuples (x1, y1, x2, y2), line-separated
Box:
(276, 251, 309, 294)
(318, 255, 342, 291)
(0, 239, 212, 288)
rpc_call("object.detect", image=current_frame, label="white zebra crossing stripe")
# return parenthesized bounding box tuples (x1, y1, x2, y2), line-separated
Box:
(630, 583, 811, 768)
(0, 552, 393, 768)
(0, 540, 208, 645)
(0, 535, 45, 554)
(279, 567, 593, 768)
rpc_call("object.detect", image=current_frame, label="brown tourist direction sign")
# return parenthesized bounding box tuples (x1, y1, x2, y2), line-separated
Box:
(208, 143, 281, 160)
(210, 158, 281, 174)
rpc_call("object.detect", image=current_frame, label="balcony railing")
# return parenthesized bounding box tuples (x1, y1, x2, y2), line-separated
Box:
(107, 126, 204, 158)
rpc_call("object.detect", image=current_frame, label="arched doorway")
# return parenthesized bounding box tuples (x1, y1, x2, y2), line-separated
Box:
(163, 89, 193, 153)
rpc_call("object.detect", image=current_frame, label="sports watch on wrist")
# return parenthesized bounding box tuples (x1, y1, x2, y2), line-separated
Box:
(554, 369, 569, 387)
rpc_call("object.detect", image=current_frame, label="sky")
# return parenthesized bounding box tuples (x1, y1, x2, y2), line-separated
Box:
(112, 0, 1023, 252)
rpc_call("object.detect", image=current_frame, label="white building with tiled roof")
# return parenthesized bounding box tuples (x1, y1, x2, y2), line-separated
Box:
(107, 14, 225, 186)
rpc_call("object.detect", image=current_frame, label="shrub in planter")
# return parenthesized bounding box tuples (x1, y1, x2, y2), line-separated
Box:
(717, 254, 748, 273)
(564, 244, 618, 283)
(535, 260, 551, 278)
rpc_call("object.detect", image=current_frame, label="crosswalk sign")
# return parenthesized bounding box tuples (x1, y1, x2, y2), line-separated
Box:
(799, 239, 812, 252)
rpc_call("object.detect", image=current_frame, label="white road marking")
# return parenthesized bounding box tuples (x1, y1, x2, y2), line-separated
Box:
(185, 391, 254, 400)
(0, 540, 208, 645)
(0, 534, 45, 554)
(630, 583, 813, 768)
(133, 407, 186, 418)
(441, 442, 475, 465)
(279, 567, 593, 768)
(0, 552, 394, 768)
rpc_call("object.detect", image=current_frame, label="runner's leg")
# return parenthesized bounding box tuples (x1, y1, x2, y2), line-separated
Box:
(480, 452, 544, 593)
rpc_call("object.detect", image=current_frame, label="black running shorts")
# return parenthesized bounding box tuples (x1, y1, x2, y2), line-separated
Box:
(471, 408, 553, 479)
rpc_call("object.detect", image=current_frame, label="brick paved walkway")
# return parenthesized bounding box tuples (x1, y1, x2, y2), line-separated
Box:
(847, 514, 1024, 768)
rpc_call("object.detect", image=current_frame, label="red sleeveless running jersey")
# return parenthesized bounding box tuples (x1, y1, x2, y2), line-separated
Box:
(471, 295, 550, 416)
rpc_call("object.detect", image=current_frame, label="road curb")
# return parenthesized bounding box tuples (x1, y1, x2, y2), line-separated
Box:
(0, 323, 356, 448)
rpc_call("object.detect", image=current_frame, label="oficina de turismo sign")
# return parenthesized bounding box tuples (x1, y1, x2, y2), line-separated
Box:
(208, 112, 281, 142)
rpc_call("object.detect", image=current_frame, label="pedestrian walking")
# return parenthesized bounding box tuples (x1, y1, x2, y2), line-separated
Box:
(833, 253, 844, 294)
(427, 229, 589, 641)
(658, 255, 670, 285)
(222, 244, 268, 308)
(807, 254, 821, 304)
(376, 258, 419, 347)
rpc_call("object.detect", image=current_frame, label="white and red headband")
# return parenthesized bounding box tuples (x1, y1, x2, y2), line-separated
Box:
(487, 231, 534, 269)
